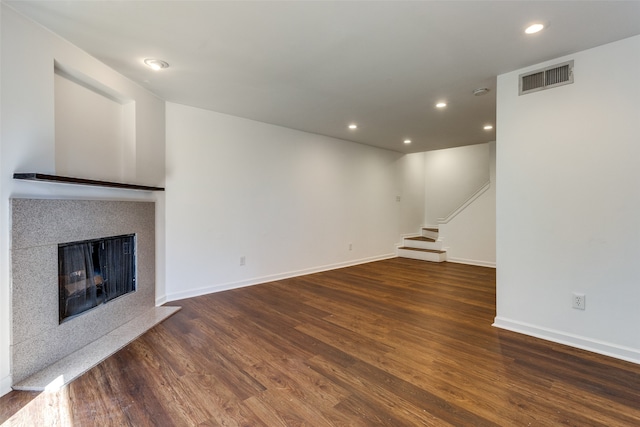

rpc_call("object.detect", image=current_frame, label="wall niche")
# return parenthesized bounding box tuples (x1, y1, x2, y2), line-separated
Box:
(54, 62, 136, 183)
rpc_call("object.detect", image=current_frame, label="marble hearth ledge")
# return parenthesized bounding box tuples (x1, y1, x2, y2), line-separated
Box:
(13, 306, 181, 391)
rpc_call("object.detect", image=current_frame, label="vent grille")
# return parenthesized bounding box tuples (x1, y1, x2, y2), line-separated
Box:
(519, 60, 573, 95)
(521, 72, 544, 92)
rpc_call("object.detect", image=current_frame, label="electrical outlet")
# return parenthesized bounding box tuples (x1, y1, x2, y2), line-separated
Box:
(240, 256, 246, 266)
(572, 293, 586, 310)
(349, 243, 353, 251)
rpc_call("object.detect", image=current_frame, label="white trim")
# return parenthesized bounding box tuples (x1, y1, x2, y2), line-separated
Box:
(165, 253, 396, 302)
(1, 375, 12, 397)
(397, 248, 446, 263)
(446, 257, 496, 268)
(493, 317, 640, 365)
(400, 232, 418, 238)
(438, 181, 491, 224)
(155, 296, 167, 306)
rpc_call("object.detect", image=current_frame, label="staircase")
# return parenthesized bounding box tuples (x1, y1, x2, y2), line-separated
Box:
(397, 227, 447, 262)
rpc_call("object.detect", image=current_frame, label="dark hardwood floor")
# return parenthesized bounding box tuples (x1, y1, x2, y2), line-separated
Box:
(2, 258, 640, 426)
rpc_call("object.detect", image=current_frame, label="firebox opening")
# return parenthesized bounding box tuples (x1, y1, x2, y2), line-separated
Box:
(58, 234, 136, 323)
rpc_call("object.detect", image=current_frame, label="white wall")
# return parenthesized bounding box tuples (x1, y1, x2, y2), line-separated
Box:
(424, 143, 490, 225)
(495, 35, 640, 363)
(398, 152, 426, 236)
(54, 72, 133, 183)
(420, 142, 495, 267)
(439, 142, 495, 267)
(0, 5, 165, 395)
(0, 0, 5, 398)
(165, 103, 424, 301)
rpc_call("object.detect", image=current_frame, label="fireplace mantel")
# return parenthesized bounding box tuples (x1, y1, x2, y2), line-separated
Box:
(13, 173, 165, 191)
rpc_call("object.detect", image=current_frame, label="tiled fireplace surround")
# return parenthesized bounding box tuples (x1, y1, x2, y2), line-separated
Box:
(11, 198, 158, 385)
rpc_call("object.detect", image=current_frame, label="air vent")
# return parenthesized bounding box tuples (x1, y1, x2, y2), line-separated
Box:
(519, 60, 573, 95)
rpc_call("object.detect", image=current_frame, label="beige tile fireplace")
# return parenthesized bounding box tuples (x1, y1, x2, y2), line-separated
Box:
(11, 198, 178, 390)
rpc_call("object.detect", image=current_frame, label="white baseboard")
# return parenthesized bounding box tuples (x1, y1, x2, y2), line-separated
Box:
(1, 374, 12, 397)
(446, 257, 496, 268)
(493, 316, 640, 365)
(165, 253, 396, 302)
(155, 295, 167, 306)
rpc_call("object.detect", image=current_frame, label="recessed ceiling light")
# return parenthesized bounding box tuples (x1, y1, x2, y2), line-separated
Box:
(435, 102, 447, 108)
(473, 88, 490, 96)
(484, 125, 493, 130)
(143, 58, 169, 71)
(525, 23, 544, 34)
(404, 139, 412, 144)
(348, 124, 358, 130)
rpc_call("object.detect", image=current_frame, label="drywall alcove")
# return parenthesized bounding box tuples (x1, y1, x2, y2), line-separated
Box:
(54, 62, 136, 183)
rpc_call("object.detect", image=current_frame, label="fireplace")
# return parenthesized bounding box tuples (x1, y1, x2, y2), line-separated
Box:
(59, 234, 136, 322)
(11, 199, 157, 384)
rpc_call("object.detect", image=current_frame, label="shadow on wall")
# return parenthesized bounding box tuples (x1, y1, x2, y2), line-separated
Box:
(424, 143, 491, 226)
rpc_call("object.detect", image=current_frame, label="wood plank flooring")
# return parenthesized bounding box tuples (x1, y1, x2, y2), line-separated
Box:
(2, 258, 640, 426)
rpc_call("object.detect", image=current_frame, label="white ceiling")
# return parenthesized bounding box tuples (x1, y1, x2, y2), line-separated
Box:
(6, 1, 640, 153)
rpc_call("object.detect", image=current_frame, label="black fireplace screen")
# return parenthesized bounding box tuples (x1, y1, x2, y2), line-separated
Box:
(58, 234, 136, 322)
